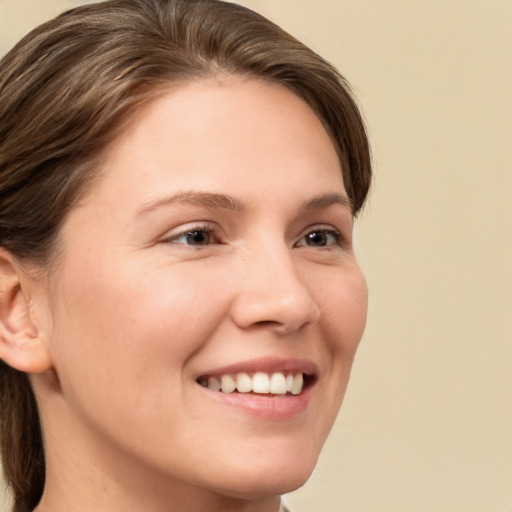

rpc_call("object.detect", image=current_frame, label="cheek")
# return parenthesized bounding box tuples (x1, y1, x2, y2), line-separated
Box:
(315, 266, 367, 412)
(50, 255, 233, 389)
(46, 256, 234, 451)
(317, 264, 368, 353)
(127, 270, 231, 369)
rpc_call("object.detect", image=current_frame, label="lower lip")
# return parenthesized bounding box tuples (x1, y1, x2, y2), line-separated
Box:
(197, 383, 314, 420)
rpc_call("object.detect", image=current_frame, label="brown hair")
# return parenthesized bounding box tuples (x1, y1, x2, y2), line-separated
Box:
(0, 0, 372, 510)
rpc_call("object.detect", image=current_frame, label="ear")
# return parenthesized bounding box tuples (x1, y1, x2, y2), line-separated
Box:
(0, 249, 53, 374)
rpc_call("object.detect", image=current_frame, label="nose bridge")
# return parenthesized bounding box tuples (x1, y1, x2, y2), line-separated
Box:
(231, 237, 320, 333)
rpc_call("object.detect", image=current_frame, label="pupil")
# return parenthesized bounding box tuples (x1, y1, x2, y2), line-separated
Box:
(187, 230, 209, 244)
(308, 231, 327, 246)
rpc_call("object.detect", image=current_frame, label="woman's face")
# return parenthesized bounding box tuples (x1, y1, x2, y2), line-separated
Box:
(35, 78, 367, 504)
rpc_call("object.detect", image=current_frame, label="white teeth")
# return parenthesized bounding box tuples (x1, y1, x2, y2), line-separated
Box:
(203, 372, 305, 395)
(221, 374, 236, 393)
(291, 373, 303, 396)
(269, 372, 287, 395)
(236, 373, 252, 393)
(252, 372, 270, 393)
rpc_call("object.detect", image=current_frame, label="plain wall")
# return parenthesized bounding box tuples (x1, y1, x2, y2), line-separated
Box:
(1, 1, 511, 511)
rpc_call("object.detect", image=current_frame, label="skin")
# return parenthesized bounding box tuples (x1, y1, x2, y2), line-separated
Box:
(2, 77, 367, 512)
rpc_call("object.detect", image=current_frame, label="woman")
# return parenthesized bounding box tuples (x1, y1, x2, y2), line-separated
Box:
(0, 1, 371, 511)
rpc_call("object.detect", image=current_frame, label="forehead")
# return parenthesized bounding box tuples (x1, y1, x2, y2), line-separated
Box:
(80, 77, 345, 211)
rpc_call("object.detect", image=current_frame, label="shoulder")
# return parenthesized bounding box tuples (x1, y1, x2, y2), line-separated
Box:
(279, 500, 295, 512)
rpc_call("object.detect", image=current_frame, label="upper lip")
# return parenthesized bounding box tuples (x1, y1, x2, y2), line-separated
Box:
(196, 356, 318, 379)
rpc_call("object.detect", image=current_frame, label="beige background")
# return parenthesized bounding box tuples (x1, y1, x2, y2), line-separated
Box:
(1, 0, 511, 511)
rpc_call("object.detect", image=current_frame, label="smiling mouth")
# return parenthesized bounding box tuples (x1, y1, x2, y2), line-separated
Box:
(196, 371, 314, 396)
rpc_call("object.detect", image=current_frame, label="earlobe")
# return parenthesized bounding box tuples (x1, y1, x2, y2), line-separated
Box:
(0, 250, 53, 374)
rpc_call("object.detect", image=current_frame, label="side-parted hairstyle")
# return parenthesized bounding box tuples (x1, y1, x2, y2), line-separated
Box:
(0, 1, 372, 510)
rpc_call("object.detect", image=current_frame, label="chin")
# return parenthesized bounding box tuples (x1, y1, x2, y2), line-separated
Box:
(218, 471, 312, 501)
(210, 446, 319, 500)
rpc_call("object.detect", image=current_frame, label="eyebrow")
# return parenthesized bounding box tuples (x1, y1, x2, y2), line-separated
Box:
(302, 193, 352, 211)
(136, 191, 351, 217)
(136, 192, 247, 216)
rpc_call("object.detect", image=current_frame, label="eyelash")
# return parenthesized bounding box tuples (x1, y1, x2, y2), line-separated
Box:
(164, 223, 344, 249)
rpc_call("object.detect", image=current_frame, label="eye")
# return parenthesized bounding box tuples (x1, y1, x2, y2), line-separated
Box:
(295, 227, 342, 248)
(164, 224, 218, 246)
(174, 229, 211, 246)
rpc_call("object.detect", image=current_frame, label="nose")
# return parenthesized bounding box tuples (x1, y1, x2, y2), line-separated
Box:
(230, 243, 321, 335)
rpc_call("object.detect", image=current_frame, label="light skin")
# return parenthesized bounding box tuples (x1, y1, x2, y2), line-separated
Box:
(0, 77, 367, 512)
